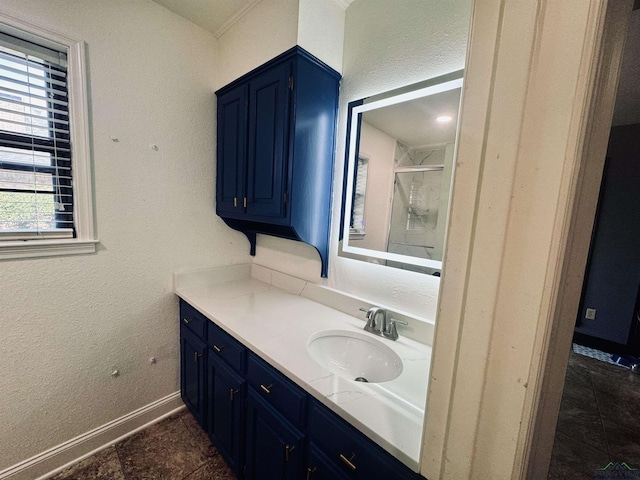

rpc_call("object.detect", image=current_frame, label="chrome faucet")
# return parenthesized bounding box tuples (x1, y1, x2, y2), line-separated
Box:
(361, 306, 386, 335)
(359, 306, 408, 341)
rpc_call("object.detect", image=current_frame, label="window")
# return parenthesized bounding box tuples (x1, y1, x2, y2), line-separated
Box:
(0, 15, 95, 259)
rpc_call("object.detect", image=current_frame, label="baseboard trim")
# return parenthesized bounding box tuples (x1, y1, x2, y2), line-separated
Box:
(0, 392, 184, 480)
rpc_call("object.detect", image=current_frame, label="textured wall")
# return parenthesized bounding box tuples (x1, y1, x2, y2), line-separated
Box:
(0, 0, 250, 469)
(215, 0, 300, 88)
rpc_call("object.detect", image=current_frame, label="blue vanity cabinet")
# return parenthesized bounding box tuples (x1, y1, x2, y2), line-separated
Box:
(306, 446, 351, 480)
(215, 46, 341, 277)
(179, 300, 424, 480)
(245, 352, 307, 479)
(245, 389, 305, 480)
(207, 351, 245, 473)
(180, 325, 207, 429)
(307, 400, 419, 480)
(206, 315, 247, 473)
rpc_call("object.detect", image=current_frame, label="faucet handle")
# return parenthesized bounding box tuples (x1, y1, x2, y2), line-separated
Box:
(384, 318, 408, 341)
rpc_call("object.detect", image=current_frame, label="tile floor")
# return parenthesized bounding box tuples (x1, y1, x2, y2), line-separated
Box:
(548, 351, 640, 478)
(49, 409, 236, 480)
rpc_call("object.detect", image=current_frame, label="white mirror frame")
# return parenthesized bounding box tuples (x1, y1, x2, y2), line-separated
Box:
(341, 75, 464, 271)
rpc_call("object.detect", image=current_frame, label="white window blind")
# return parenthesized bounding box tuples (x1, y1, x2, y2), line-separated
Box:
(0, 31, 74, 240)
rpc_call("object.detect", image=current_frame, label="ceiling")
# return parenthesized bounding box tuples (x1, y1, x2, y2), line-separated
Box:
(150, 0, 261, 38)
(363, 88, 461, 149)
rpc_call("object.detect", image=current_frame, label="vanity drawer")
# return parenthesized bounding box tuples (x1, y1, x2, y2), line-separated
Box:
(179, 300, 207, 339)
(246, 353, 307, 428)
(207, 321, 246, 373)
(308, 400, 417, 480)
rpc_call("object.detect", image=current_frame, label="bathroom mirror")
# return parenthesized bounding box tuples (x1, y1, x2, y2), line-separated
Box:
(339, 71, 463, 274)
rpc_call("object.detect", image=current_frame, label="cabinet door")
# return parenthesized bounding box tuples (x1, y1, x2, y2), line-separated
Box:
(246, 62, 291, 220)
(207, 351, 245, 474)
(245, 388, 304, 480)
(217, 84, 248, 217)
(180, 325, 207, 428)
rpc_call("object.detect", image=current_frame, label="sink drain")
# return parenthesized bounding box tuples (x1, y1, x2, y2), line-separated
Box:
(354, 377, 369, 382)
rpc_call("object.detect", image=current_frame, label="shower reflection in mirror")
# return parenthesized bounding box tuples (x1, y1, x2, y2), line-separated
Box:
(339, 72, 463, 275)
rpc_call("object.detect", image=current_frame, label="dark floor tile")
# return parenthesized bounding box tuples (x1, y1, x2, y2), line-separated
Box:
(555, 399, 608, 452)
(49, 446, 125, 480)
(547, 430, 611, 479)
(601, 418, 640, 464)
(588, 360, 638, 395)
(592, 375, 640, 431)
(115, 415, 210, 480)
(180, 410, 218, 458)
(554, 358, 608, 451)
(184, 456, 237, 480)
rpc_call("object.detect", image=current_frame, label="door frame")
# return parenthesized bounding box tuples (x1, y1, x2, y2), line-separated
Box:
(420, 0, 634, 478)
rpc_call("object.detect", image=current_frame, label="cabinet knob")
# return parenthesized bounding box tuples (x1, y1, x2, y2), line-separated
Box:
(213, 345, 225, 353)
(182, 318, 189, 324)
(339, 453, 357, 471)
(260, 383, 273, 394)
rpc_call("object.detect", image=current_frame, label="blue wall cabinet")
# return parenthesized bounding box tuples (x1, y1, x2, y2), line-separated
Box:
(215, 46, 341, 277)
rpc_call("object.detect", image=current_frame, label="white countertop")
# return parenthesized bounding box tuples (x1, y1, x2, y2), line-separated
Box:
(174, 265, 431, 471)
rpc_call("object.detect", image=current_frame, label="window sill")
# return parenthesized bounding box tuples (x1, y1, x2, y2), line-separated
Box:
(0, 238, 99, 260)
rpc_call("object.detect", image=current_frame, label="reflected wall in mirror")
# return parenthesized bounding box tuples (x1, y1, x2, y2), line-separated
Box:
(339, 71, 463, 274)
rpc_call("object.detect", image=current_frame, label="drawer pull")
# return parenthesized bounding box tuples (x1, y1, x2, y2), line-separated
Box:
(339, 453, 357, 471)
(306, 467, 317, 480)
(230, 388, 239, 401)
(285, 444, 295, 462)
(213, 345, 225, 353)
(182, 318, 190, 324)
(260, 384, 273, 394)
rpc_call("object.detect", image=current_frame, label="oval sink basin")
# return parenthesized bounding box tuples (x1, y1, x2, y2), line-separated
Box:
(307, 330, 403, 383)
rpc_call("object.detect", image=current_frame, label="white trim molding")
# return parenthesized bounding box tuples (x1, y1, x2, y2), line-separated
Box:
(0, 392, 183, 480)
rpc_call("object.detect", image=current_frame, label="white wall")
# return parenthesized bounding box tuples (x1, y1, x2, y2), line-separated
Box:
(215, 0, 300, 88)
(297, 0, 345, 72)
(0, 0, 250, 469)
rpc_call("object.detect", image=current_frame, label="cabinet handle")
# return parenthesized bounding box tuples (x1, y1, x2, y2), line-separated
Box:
(339, 453, 357, 471)
(234, 197, 237, 207)
(306, 467, 317, 480)
(285, 444, 295, 462)
(182, 318, 189, 324)
(260, 384, 273, 394)
(243, 197, 247, 208)
(230, 388, 239, 401)
(213, 345, 225, 353)
(194, 352, 201, 363)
